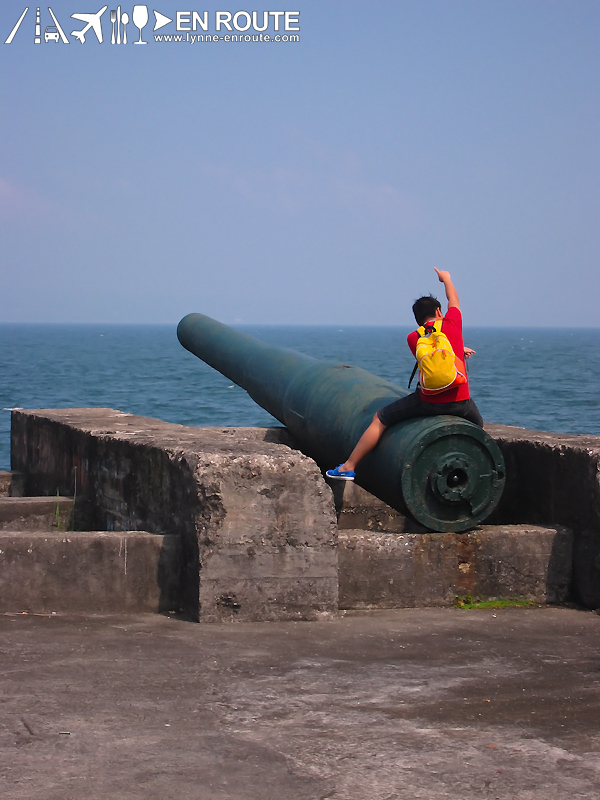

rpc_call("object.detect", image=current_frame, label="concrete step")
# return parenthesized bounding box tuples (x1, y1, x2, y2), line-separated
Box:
(0, 471, 25, 498)
(0, 496, 74, 532)
(331, 480, 429, 533)
(338, 524, 573, 609)
(0, 522, 572, 616)
(333, 483, 574, 608)
(0, 531, 182, 614)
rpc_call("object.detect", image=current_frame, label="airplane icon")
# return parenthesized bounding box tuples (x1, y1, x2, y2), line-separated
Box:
(71, 5, 108, 43)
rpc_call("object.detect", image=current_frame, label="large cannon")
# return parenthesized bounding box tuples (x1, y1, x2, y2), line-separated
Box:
(177, 313, 505, 532)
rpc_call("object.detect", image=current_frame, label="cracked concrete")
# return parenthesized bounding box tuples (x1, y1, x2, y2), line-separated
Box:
(1, 606, 599, 799)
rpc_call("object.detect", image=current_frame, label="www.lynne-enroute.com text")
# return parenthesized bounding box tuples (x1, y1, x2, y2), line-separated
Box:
(154, 32, 299, 43)
(4, 8, 300, 46)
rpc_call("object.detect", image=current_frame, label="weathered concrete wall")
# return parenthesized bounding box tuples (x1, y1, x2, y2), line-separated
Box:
(11, 410, 338, 622)
(331, 481, 429, 533)
(0, 470, 25, 497)
(0, 496, 74, 532)
(9, 411, 600, 615)
(339, 525, 572, 609)
(332, 432, 599, 608)
(484, 424, 600, 608)
(0, 531, 181, 613)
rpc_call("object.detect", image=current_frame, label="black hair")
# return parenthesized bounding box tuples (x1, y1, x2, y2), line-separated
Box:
(412, 295, 441, 326)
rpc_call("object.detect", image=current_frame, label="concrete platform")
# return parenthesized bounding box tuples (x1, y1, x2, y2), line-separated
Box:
(0, 496, 74, 532)
(0, 607, 599, 799)
(0, 531, 181, 614)
(0, 471, 25, 497)
(339, 524, 573, 609)
(7, 411, 600, 617)
(0, 523, 572, 616)
(484, 424, 600, 608)
(332, 479, 429, 533)
(10, 410, 338, 622)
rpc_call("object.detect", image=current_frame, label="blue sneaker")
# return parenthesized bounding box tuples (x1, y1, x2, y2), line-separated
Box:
(326, 464, 355, 481)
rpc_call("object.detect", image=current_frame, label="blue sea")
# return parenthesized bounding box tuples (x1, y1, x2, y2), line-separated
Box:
(1, 324, 599, 471)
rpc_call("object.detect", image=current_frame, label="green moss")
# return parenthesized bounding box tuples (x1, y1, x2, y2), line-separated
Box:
(453, 595, 540, 609)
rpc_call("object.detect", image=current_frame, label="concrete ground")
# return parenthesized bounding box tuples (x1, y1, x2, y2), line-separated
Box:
(1, 608, 599, 800)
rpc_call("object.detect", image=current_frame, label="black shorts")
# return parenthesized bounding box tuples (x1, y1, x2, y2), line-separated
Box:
(377, 392, 484, 428)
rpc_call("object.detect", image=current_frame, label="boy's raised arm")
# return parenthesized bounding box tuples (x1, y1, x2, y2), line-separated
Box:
(434, 268, 460, 310)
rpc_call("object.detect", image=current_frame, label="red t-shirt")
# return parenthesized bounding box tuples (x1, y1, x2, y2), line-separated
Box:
(406, 306, 470, 403)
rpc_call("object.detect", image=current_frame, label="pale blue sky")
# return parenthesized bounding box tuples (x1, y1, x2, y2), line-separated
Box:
(1, 0, 598, 326)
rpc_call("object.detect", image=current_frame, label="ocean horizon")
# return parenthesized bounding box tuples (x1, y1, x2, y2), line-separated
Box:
(1, 323, 598, 471)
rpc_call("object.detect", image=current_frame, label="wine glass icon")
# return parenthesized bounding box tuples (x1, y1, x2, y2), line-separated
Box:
(132, 4, 148, 44)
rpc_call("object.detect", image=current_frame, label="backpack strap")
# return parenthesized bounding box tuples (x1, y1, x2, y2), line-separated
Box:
(408, 361, 418, 389)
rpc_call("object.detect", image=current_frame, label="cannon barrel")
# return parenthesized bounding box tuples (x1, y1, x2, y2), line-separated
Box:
(177, 312, 505, 532)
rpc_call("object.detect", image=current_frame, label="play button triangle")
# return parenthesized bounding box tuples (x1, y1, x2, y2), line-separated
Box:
(153, 10, 173, 31)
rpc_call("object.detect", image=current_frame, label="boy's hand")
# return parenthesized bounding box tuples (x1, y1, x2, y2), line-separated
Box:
(464, 347, 476, 358)
(434, 267, 460, 309)
(434, 268, 451, 283)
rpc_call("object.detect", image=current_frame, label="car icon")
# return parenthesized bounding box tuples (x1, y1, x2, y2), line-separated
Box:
(44, 26, 60, 43)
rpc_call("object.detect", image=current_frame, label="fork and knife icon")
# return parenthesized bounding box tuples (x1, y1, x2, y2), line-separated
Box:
(110, 7, 129, 44)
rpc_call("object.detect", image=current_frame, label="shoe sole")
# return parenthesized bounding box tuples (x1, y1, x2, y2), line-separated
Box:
(326, 473, 355, 481)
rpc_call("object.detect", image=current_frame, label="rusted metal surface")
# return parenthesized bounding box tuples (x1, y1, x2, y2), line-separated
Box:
(178, 313, 505, 531)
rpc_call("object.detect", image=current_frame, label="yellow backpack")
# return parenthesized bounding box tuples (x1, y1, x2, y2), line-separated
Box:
(409, 320, 467, 395)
